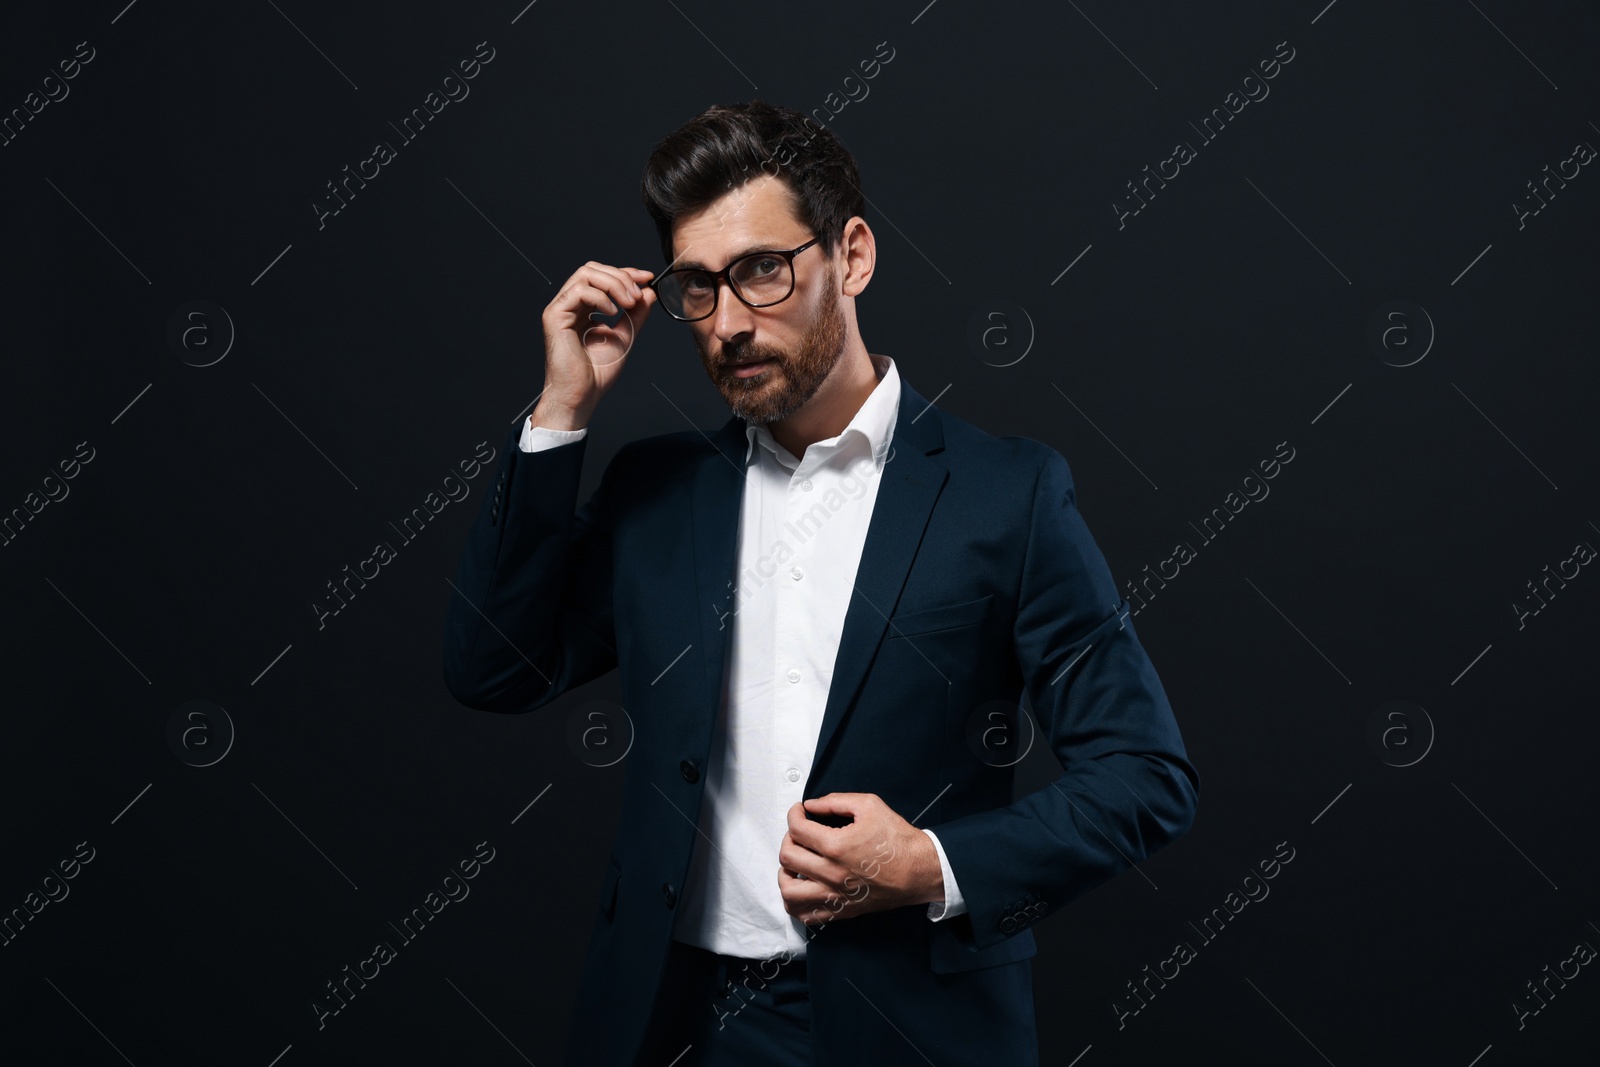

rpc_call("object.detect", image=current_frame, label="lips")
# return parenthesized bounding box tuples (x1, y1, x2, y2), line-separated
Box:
(728, 358, 773, 378)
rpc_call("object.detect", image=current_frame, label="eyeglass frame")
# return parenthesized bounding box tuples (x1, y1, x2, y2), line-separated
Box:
(645, 236, 821, 322)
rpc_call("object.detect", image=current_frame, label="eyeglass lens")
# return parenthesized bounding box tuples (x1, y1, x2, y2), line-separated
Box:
(656, 253, 794, 321)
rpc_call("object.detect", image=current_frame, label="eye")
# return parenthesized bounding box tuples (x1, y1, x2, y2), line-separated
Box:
(681, 271, 713, 293)
(747, 256, 780, 276)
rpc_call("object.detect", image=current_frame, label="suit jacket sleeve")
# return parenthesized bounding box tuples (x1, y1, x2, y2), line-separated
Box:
(442, 424, 622, 713)
(930, 445, 1201, 951)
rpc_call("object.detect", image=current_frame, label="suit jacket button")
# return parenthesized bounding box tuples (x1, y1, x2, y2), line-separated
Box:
(680, 759, 699, 783)
(1000, 916, 1017, 933)
(662, 882, 676, 908)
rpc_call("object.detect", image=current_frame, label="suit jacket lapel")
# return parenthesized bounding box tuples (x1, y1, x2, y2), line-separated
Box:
(688, 373, 950, 784)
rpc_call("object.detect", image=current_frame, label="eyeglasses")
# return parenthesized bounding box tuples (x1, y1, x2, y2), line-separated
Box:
(647, 237, 820, 322)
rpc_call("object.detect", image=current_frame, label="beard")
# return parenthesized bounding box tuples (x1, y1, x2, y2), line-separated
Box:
(695, 264, 849, 425)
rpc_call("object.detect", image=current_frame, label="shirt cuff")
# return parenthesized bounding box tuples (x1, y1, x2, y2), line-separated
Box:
(922, 828, 967, 921)
(519, 419, 588, 452)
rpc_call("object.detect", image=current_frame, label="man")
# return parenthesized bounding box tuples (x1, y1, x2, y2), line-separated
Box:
(443, 99, 1199, 1066)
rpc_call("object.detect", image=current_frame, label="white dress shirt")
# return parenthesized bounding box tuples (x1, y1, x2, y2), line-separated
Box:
(520, 353, 966, 959)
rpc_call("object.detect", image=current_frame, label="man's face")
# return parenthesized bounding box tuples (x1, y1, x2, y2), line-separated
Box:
(669, 174, 848, 425)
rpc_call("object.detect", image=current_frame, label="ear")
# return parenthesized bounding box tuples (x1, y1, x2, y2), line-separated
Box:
(838, 216, 875, 297)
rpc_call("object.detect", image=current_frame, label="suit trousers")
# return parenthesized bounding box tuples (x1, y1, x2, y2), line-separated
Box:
(635, 937, 812, 1066)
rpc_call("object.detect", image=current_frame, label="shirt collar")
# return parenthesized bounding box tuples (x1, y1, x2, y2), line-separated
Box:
(742, 353, 899, 472)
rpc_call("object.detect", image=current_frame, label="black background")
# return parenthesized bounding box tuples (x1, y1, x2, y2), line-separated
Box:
(2, 1, 1597, 1064)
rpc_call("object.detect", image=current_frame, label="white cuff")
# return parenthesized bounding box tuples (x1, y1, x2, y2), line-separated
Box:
(922, 828, 967, 921)
(519, 419, 587, 452)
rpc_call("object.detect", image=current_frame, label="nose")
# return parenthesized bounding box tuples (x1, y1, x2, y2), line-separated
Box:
(711, 276, 754, 345)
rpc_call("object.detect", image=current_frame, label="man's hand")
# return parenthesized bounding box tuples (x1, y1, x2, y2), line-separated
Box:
(776, 793, 944, 927)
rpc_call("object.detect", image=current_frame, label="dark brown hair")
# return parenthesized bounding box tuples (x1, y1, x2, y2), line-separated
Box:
(640, 99, 864, 265)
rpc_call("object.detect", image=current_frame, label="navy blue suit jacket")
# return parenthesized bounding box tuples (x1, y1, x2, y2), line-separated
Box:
(443, 372, 1200, 1066)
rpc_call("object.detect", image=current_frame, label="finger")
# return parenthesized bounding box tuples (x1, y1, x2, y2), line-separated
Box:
(547, 282, 620, 326)
(778, 840, 852, 889)
(802, 793, 862, 816)
(581, 262, 646, 308)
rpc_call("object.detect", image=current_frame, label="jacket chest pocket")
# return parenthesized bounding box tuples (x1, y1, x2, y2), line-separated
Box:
(884, 593, 993, 640)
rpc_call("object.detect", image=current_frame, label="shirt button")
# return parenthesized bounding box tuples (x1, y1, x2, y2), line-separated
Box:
(790, 566, 803, 580)
(786, 768, 800, 782)
(787, 668, 801, 683)
(800, 479, 813, 491)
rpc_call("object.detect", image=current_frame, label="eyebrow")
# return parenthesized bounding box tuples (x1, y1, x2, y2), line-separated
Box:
(673, 242, 793, 271)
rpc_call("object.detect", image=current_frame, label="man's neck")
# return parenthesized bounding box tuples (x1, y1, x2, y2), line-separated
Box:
(767, 351, 883, 460)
